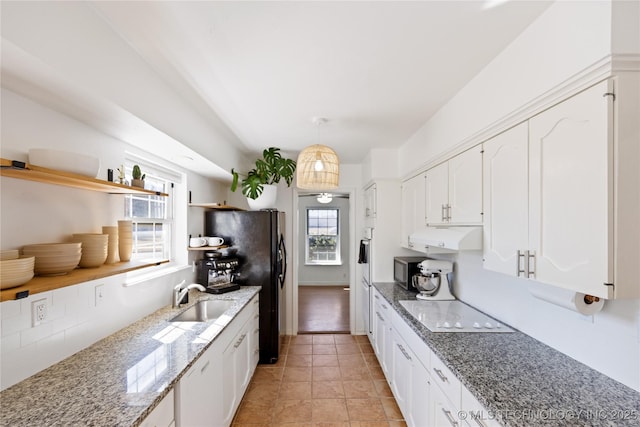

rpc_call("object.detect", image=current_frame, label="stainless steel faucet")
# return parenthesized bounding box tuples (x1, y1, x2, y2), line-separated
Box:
(173, 281, 206, 308)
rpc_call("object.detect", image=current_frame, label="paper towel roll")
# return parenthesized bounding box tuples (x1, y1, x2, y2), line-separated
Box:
(528, 283, 605, 315)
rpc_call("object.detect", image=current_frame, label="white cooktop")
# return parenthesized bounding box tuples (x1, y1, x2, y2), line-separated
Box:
(399, 300, 514, 333)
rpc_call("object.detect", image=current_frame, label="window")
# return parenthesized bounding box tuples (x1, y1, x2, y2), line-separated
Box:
(124, 162, 174, 262)
(306, 208, 341, 265)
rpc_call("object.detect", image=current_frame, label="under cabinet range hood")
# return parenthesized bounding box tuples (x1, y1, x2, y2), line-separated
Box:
(409, 226, 482, 251)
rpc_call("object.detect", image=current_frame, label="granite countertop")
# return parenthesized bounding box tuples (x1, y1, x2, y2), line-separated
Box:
(372, 282, 640, 427)
(0, 286, 261, 427)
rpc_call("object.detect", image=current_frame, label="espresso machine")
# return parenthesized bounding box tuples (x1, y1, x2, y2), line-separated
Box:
(196, 255, 241, 294)
(411, 259, 455, 300)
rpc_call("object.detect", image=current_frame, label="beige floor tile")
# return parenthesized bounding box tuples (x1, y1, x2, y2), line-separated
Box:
(244, 381, 280, 402)
(312, 380, 345, 399)
(358, 342, 375, 354)
(312, 335, 336, 345)
(346, 399, 387, 421)
(387, 421, 407, 427)
(272, 423, 312, 427)
(373, 380, 393, 398)
(368, 366, 386, 380)
(290, 344, 313, 355)
(363, 353, 380, 366)
(312, 366, 342, 381)
(312, 354, 339, 367)
(337, 354, 365, 367)
(349, 422, 390, 427)
(291, 335, 314, 345)
(288, 354, 313, 367)
(283, 367, 313, 382)
(252, 367, 284, 383)
(333, 335, 357, 344)
(340, 366, 371, 381)
(342, 380, 378, 398)
(335, 343, 361, 355)
(280, 382, 312, 400)
(380, 397, 403, 420)
(232, 423, 273, 427)
(354, 335, 370, 343)
(234, 400, 275, 424)
(313, 344, 337, 355)
(273, 355, 287, 367)
(273, 399, 313, 423)
(312, 422, 350, 427)
(312, 399, 349, 421)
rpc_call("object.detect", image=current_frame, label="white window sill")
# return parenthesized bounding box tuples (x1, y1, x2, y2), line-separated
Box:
(123, 262, 191, 287)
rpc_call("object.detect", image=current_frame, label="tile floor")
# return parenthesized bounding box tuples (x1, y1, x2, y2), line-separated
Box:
(232, 334, 406, 427)
(298, 286, 350, 333)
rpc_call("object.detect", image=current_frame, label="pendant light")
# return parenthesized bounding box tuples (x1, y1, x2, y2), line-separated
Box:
(296, 117, 340, 190)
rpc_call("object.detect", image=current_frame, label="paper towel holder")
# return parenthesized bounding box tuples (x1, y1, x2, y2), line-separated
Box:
(583, 294, 601, 305)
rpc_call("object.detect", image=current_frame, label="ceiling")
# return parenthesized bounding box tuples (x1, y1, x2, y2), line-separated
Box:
(92, 1, 551, 164)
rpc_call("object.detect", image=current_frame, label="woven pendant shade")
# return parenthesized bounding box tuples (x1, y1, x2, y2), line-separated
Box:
(296, 144, 340, 190)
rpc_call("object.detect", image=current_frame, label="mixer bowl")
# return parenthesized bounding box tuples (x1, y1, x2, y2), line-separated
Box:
(412, 273, 440, 296)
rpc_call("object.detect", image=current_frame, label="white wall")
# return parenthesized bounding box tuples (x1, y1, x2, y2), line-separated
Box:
(398, 0, 640, 390)
(0, 89, 229, 390)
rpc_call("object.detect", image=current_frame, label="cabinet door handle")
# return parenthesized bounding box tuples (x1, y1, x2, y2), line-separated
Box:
(441, 204, 446, 222)
(433, 368, 448, 383)
(200, 360, 210, 374)
(527, 251, 536, 278)
(446, 204, 452, 221)
(381, 303, 388, 310)
(441, 408, 459, 427)
(376, 311, 385, 322)
(517, 250, 526, 277)
(397, 343, 411, 361)
(234, 333, 247, 348)
(374, 294, 380, 300)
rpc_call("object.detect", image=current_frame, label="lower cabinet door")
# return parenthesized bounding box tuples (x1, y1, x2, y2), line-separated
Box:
(410, 359, 431, 427)
(390, 330, 412, 417)
(140, 389, 174, 427)
(432, 381, 461, 427)
(175, 347, 222, 427)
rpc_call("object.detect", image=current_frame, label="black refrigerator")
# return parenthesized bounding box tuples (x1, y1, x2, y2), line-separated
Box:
(205, 209, 287, 364)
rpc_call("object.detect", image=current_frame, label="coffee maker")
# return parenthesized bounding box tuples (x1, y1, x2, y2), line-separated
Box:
(196, 255, 241, 294)
(411, 260, 455, 300)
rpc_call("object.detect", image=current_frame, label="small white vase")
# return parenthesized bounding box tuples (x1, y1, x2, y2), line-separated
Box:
(247, 184, 278, 210)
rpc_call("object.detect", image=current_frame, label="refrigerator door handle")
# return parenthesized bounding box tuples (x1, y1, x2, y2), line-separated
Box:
(278, 234, 287, 288)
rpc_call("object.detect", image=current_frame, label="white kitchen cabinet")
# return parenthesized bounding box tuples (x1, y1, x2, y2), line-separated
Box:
(461, 386, 502, 427)
(364, 183, 377, 225)
(175, 295, 259, 427)
(432, 380, 462, 427)
(528, 80, 612, 297)
(372, 289, 392, 376)
(425, 145, 483, 225)
(482, 122, 529, 277)
(140, 389, 175, 427)
(482, 79, 640, 299)
(174, 341, 222, 427)
(400, 172, 426, 249)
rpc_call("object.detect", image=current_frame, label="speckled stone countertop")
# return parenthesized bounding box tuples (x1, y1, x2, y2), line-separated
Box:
(373, 282, 640, 427)
(0, 286, 260, 427)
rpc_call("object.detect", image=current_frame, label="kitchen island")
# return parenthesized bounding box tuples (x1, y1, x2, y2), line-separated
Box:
(373, 282, 640, 427)
(0, 286, 261, 426)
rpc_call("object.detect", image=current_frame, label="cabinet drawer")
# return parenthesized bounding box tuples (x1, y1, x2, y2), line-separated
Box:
(462, 387, 502, 427)
(391, 309, 430, 371)
(431, 352, 461, 409)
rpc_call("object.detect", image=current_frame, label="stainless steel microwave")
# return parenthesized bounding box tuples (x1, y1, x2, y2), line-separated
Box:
(394, 256, 428, 290)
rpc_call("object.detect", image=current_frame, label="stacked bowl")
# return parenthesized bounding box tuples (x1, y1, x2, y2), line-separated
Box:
(71, 234, 108, 268)
(22, 243, 82, 276)
(118, 220, 133, 262)
(0, 250, 35, 289)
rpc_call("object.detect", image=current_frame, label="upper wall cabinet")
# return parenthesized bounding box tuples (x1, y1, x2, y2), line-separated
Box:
(364, 183, 377, 225)
(425, 145, 483, 226)
(483, 77, 640, 299)
(400, 173, 426, 248)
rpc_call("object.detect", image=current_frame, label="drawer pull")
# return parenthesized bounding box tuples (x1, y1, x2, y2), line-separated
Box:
(381, 304, 388, 310)
(442, 408, 459, 427)
(234, 333, 247, 348)
(397, 343, 411, 361)
(471, 413, 487, 427)
(433, 368, 448, 383)
(376, 311, 385, 322)
(374, 294, 380, 300)
(200, 360, 210, 374)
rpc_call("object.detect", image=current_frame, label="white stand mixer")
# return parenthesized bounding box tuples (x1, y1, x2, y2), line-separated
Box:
(412, 260, 455, 300)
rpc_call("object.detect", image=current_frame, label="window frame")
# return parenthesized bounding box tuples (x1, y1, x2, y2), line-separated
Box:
(305, 207, 342, 266)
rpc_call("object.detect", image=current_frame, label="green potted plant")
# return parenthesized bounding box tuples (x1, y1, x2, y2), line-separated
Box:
(231, 147, 296, 210)
(131, 165, 146, 189)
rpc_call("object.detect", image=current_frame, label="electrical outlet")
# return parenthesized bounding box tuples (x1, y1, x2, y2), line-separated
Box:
(95, 284, 104, 307)
(32, 299, 47, 326)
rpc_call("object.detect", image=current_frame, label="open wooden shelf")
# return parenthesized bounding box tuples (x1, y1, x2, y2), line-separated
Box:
(0, 158, 169, 196)
(0, 259, 170, 302)
(188, 203, 242, 210)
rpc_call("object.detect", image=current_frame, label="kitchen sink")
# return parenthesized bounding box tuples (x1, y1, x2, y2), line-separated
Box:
(170, 299, 235, 322)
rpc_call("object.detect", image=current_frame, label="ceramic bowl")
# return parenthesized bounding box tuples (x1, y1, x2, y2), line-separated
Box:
(0, 255, 35, 289)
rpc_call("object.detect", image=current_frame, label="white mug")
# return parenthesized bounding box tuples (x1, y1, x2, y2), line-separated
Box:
(189, 237, 207, 247)
(206, 236, 224, 247)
